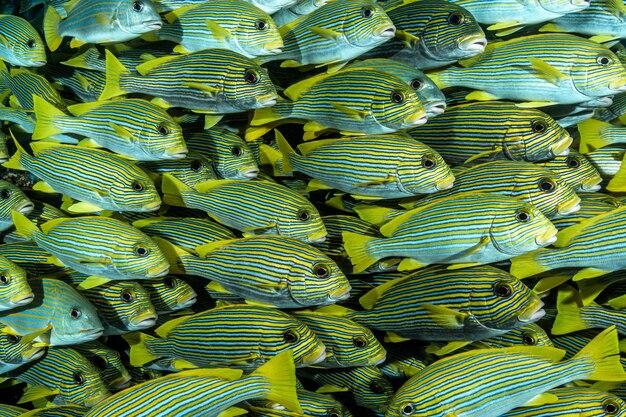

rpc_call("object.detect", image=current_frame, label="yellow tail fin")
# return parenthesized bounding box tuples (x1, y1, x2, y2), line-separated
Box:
(251, 350, 302, 413)
(607, 153, 626, 192)
(342, 231, 381, 273)
(354, 205, 401, 228)
(100, 50, 130, 101)
(572, 325, 626, 381)
(551, 285, 588, 335)
(2, 131, 27, 171)
(509, 250, 550, 279)
(122, 332, 161, 367)
(578, 118, 612, 153)
(32, 95, 67, 140)
(43, 5, 63, 52)
(11, 210, 39, 240)
(273, 129, 294, 175)
(161, 174, 190, 207)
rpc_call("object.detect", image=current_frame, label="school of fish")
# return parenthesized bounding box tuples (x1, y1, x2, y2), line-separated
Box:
(0, 0, 624, 415)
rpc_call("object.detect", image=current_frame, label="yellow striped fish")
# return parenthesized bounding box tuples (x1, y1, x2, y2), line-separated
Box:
(139, 276, 197, 314)
(0, 255, 32, 311)
(0, 323, 47, 374)
(72, 340, 132, 391)
(0, 14, 46, 66)
(0, 180, 33, 232)
(535, 151, 603, 192)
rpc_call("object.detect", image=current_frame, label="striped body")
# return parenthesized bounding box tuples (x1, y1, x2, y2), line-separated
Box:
(0, 277, 102, 346)
(163, 177, 327, 243)
(20, 404, 91, 417)
(578, 119, 626, 155)
(248, 389, 353, 417)
(293, 311, 386, 368)
(0, 15, 46, 66)
(408, 101, 572, 165)
(103, 49, 278, 113)
(261, 0, 394, 66)
(473, 323, 554, 349)
(437, 34, 626, 105)
(168, 236, 350, 307)
(152, 0, 297, 13)
(73, 340, 132, 391)
(408, 160, 581, 219)
(502, 387, 626, 417)
(365, 0, 486, 70)
(0, 69, 66, 111)
(7, 142, 161, 213)
(44, 65, 106, 103)
(0, 241, 70, 277)
(585, 145, 626, 187)
(185, 128, 259, 180)
(272, 0, 328, 26)
(4, 201, 66, 243)
(0, 405, 26, 416)
(25, 216, 169, 281)
(0, 323, 46, 374)
(347, 265, 544, 341)
(286, 135, 454, 198)
(0, 180, 32, 232)
(155, 0, 283, 57)
(447, 0, 589, 25)
(140, 152, 216, 188)
(140, 276, 197, 314)
(597, 91, 626, 122)
(34, 98, 187, 161)
(536, 151, 602, 192)
(0, 106, 36, 136)
(133, 216, 235, 254)
(0, 256, 33, 312)
(6, 347, 110, 406)
(134, 304, 326, 368)
(542, 0, 626, 39)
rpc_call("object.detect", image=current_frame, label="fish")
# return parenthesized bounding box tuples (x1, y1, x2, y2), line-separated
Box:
(11, 212, 170, 282)
(0, 14, 46, 67)
(139, 276, 197, 314)
(0, 405, 26, 416)
(184, 127, 259, 180)
(161, 174, 327, 243)
(584, 145, 626, 189)
(385, 326, 626, 417)
(247, 389, 353, 417)
(100, 49, 278, 114)
(272, 0, 328, 26)
(72, 340, 132, 391)
(0, 66, 67, 112)
(43, 65, 106, 103)
(579, 118, 626, 154)
(259, 0, 394, 69)
(148, 0, 283, 57)
(429, 34, 626, 107)
(0, 179, 33, 232)
(83, 351, 301, 417)
(0, 241, 71, 277)
(15, 404, 90, 417)
(535, 151, 603, 192)
(32, 96, 188, 161)
(407, 101, 572, 165)
(248, 68, 427, 141)
(139, 152, 217, 189)
(468, 323, 554, 349)
(510, 205, 626, 281)
(124, 304, 327, 369)
(0, 255, 33, 311)
(344, 192, 557, 273)
(3, 139, 162, 213)
(150, 0, 297, 13)
(156, 235, 351, 307)
(0, 324, 47, 374)
(597, 91, 626, 122)
(3, 200, 66, 243)
(43, 0, 162, 51)
(0, 277, 103, 346)
(364, 0, 487, 70)
(6, 346, 110, 407)
(292, 310, 386, 368)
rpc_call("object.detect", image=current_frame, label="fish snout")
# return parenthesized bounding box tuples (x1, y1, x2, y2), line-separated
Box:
(609, 77, 626, 92)
(518, 298, 546, 323)
(16, 202, 34, 215)
(556, 196, 582, 215)
(10, 292, 34, 306)
(426, 101, 447, 116)
(241, 168, 259, 179)
(375, 24, 396, 38)
(435, 175, 455, 191)
(535, 225, 558, 246)
(458, 35, 487, 53)
(550, 136, 572, 157)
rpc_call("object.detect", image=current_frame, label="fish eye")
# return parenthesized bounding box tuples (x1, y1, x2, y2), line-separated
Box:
(353, 336, 368, 348)
(313, 263, 330, 278)
(0, 275, 10, 285)
(93, 356, 108, 370)
(538, 177, 556, 193)
(190, 159, 203, 172)
(7, 334, 20, 343)
(391, 91, 405, 104)
(132, 0, 144, 11)
(448, 12, 465, 25)
(410, 78, 424, 90)
(531, 120, 547, 133)
(157, 125, 170, 135)
(131, 181, 144, 192)
(361, 5, 374, 18)
(120, 289, 134, 303)
(164, 277, 176, 288)
(402, 404, 414, 415)
(0, 189, 10, 199)
(244, 69, 259, 84)
(297, 209, 311, 221)
(421, 154, 437, 169)
(566, 156, 581, 168)
(142, 371, 153, 380)
(604, 400, 620, 414)
(522, 332, 537, 345)
(493, 282, 513, 298)
(255, 19, 268, 30)
(370, 381, 386, 394)
(515, 209, 531, 222)
(69, 308, 82, 319)
(25, 39, 36, 49)
(134, 245, 149, 257)
(73, 372, 84, 385)
(231, 146, 243, 156)
(327, 410, 341, 417)
(597, 55, 613, 66)
(283, 330, 299, 343)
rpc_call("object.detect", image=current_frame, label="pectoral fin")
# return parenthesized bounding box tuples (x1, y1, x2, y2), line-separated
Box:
(309, 26, 341, 41)
(331, 103, 368, 121)
(421, 304, 468, 328)
(529, 57, 566, 86)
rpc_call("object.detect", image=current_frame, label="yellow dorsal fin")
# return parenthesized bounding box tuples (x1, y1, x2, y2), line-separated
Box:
(164, 3, 200, 23)
(359, 274, 410, 309)
(195, 239, 238, 257)
(296, 138, 341, 155)
(135, 55, 180, 75)
(194, 179, 238, 193)
(555, 206, 626, 247)
(283, 72, 331, 100)
(155, 314, 194, 338)
(66, 100, 105, 116)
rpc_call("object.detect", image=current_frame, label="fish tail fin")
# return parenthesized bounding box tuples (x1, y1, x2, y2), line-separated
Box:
(606, 153, 626, 192)
(354, 205, 402, 228)
(273, 129, 294, 175)
(342, 231, 382, 273)
(11, 210, 39, 240)
(578, 118, 612, 153)
(161, 173, 190, 207)
(3, 131, 28, 170)
(43, 5, 63, 52)
(249, 100, 292, 127)
(577, 279, 610, 306)
(122, 331, 160, 367)
(572, 326, 626, 381)
(251, 351, 302, 413)
(509, 250, 550, 279)
(551, 285, 588, 335)
(100, 50, 130, 101)
(32, 95, 67, 140)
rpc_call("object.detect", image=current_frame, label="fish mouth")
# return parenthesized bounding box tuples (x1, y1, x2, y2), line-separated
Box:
(307, 231, 327, 243)
(550, 136, 572, 157)
(328, 285, 351, 301)
(518, 298, 546, 322)
(143, 20, 163, 30)
(16, 202, 34, 215)
(164, 148, 188, 159)
(147, 264, 170, 278)
(302, 346, 327, 366)
(25, 347, 46, 362)
(458, 35, 488, 52)
(375, 25, 396, 38)
(178, 294, 197, 308)
(535, 226, 558, 246)
(142, 201, 162, 212)
(242, 169, 259, 179)
(32, 60, 47, 67)
(10, 293, 34, 306)
(556, 196, 581, 215)
(571, 0, 591, 6)
(404, 112, 428, 126)
(131, 313, 158, 329)
(435, 175, 455, 190)
(373, 353, 387, 366)
(262, 41, 284, 55)
(257, 95, 278, 107)
(109, 376, 132, 391)
(609, 78, 626, 91)
(426, 101, 447, 116)
(581, 176, 603, 192)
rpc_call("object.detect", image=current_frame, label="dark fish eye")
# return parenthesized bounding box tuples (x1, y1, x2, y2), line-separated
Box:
(190, 159, 203, 172)
(255, 19, 268, 30)
(353, 336, 368, 348)
(283, 330, 299, 343)
(132, 0, 144, 12)
(448, 12, 464, 25)
(69, 308, 81, 319)
(0, 189, 10, 199)
(244, 69, 259, 84)
(120, 289, 134, 303)
(93, 356, 108, 370)
(7, 334, 20, 343)
(131, 181, 144, 192)
(566, 156, 581, 168)
(157, 125, 170, 135)
(522, 332, 537, 345)
(73, 372, 84, 385)
(26, 39, 36, 49)
(313, 263, 330, 278)
(604, 400, 620, 414)
(402, 404, 414, 415)
(0, 275, 9, 285)
(231, 146, 242, 157)
(164, 277, 176, 288)
(134, 245, 149, 257)
(410, 78, 424, 90)
(597, 55, 613, 66)
(142, 371, 153, 380)
(361, 5, 374, 18)
(538, 177, 556, 193)
(531, 120, 547, 133)
(493, 282, 513, 298)
(515, 209, 531, 222)
(297, 209, 311, 221)
(370, 381, 386, 394)
(422, 154, 437, 169)
(391, 91, 405, 104)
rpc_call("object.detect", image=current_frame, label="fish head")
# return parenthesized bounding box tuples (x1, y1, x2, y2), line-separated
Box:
(539, 152, 602, 193)
(116, 0, 162, 34)
(134, 109, 187, 160)
(296, 254, 350, 306)
(75, 342, 132, 392)
(370, 80, 428, 130)
(233, 10, 284, 57)
(2, 16, 46, 67)
(221, 59, 277, 111)
(142, 276, 197, 312)
(514, 111, 572, 161)
(92, 280, 158, 332)
(210, 135, 259, 180)
(507, 323, 554, 347)
(141, 154, 216, 189)
(537, 0, 590, 14)
(0, 327, 46, 366)
(0, 181, 33, 228)
(0, 257, 33, 311)
(397, 147, 454, 194)
(110, 231, 170, 279)
(348, 367, 394, 413)
(573, 44, 626, 98)
(108, 172, 161, 212)
(276, 198, 327, 243)
(339, 1, 396, 48)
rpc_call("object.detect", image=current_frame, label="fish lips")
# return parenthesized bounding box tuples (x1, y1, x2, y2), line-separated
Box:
(609, 78, 626, 92)
(518, 299, 546, 323)
(550, 136, 573, 157)
(16, 202, 35, 215)
(241, 169, 259, 179)
(581, 176, 603, 192)
(374, 24, 396, 38)
(10, 292, 34, 307)
(458, 35, 488, 53)
(535, 226, 558, 246)
(556, 196, 582, 216)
